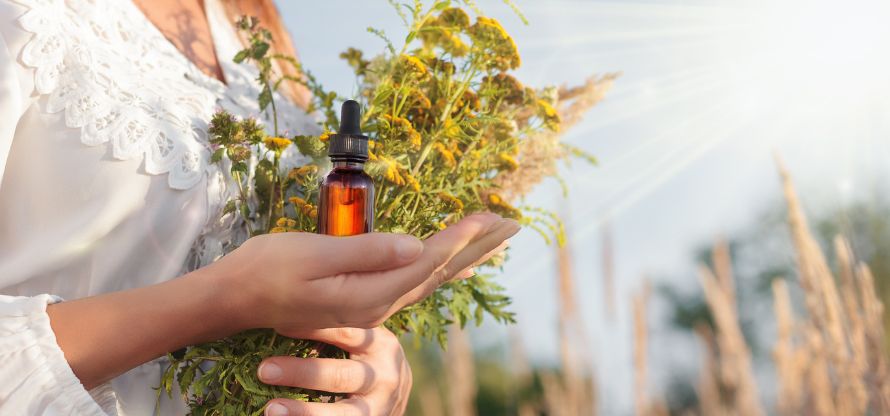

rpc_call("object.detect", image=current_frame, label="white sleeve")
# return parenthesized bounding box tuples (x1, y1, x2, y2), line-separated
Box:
(0, 295, 107, 414)
(0, 13, 107, 414)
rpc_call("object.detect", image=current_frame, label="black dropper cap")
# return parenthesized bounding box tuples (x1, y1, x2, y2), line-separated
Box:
(328, 100, 368, 161)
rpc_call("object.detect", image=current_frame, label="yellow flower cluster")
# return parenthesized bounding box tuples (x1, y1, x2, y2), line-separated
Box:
(468, 17, 521, 71)
(287, 164, 318, 184)
(318, 131, 333, 142)
(536, 99, 560, 132)
(381, 114, 422, 150)
(486, 193, 521, 219)
(497, 152, 519, 171)
(485, 73, 525, 105)
(419, 8, 471, 57)
(396, 55, 430, 80)
(288, 197, 317, 220)
(270, 217, 297, 233)
(438, 192, 464, 212)
(433, 142, 457, 168)
(263, 136, 292, 152)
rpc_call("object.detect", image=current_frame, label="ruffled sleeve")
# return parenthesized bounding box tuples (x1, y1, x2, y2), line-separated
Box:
(0, 295, 107, 415)
(0, 5, 107, 413)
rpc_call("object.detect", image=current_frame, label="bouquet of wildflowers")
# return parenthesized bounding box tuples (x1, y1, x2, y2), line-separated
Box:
(159, 1, 616, 414)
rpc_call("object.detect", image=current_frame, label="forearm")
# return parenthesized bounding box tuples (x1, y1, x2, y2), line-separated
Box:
(46, 266, 248, 389)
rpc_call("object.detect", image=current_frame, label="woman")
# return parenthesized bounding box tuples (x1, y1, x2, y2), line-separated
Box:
(0, 0, 518, 415)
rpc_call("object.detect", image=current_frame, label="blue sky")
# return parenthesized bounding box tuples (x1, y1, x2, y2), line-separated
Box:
(280, 0, 890, 411)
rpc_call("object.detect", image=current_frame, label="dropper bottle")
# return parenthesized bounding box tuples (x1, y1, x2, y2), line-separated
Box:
(317, 100, 374, 236)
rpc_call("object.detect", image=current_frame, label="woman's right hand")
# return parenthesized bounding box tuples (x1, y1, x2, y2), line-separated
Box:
(210, 213, 519, 332)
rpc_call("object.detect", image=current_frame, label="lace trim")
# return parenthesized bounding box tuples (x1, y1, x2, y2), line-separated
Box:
(13, 0, 225, 190)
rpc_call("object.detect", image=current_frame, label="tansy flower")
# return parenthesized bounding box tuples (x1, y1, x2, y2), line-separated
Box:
(289, 196, 307, 208)
(301, 203, 316, 217)
(397, 55, 430, 80)
(439, 8, 470, 30)
(318, 131, 333, 142)
(404, 172, 421, 192)
(497, 153, 519, 171)
(536, 99, 560, 132)
(308, 208, 318, 220)
(438, 192, 464, 212)
(486, 192, 522, 219)
(485, 73, 525, 105)
(381, 114, 422, 150)
(437, 221, 448, 230)
(469, 17, 521, 71)
(263, 137, 292, 152)
(270, 227, 288, 233)
(434, 142, 457, 167)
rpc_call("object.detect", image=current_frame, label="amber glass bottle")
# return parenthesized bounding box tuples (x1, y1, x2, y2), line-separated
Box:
(317, 100, 374, 236)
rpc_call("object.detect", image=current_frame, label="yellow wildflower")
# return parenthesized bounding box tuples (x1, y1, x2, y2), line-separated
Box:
(381, 114, 422, 150)
(434, 142, 457, 167)
(438, 192, 464, 212)
(263, 136, 292, 152)
(486, 192, 522, 219)
(537, 99, 560, 132)
(469, 17, 521, 71)
(301, 204, 315, 217)
(319, 131, 333, 142)
(437, 221, 448, 230)
(498, 153, 519, 171)
(404, 172, 421, 192)
(289, 196, 307, 208)
(439, 8, 470, 30)
(270, 227, 288, 233)
(485, 73, 525, 105)
(397, 55, 429, 80)
(308, 208, 317, 220)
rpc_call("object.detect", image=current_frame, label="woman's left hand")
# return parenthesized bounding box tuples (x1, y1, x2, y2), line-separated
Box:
(258, 327, 412, 416)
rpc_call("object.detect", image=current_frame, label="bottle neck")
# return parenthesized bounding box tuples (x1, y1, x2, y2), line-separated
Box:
(331, 158, 366, 170)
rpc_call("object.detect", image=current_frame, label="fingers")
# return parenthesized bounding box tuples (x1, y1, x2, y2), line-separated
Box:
(394, 219, 519, 309)
(264, 399, 366, 416)
(455, 240, 509, 279)
(282, 232, 424, 277)
(376, 213, 503, 298)
(273, 327, 376, 353)
(258, 357, 373, 393)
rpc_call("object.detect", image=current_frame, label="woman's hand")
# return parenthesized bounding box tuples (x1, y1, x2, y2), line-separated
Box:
(258, 327, 411, 416)
(211, 212, 519, 332)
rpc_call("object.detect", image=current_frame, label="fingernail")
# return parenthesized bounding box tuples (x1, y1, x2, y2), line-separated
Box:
(395, 235, 424, 261)
(502, 219, 521, 236)
(265, 402, 288, 416)
(461, 268, 476, 279)
(258, 362, 282, 381)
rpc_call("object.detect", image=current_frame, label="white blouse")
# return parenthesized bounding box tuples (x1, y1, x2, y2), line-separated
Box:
(0, 0, 316, 414)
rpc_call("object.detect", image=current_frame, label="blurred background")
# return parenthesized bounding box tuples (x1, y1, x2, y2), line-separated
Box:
(280, 1, 890, 414)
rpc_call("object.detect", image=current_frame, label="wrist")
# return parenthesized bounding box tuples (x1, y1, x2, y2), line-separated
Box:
(186, 262, 256, 337)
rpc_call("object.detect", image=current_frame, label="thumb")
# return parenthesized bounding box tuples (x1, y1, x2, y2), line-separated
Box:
(291, 232, 424, 277)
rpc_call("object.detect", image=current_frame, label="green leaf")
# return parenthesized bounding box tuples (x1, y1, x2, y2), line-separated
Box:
(233, 49, 249, 63)
(223, 200, 237, 215)
(252, 42, 270, 59)
(258, 87, 272, 111)
(211, 148, 226, 163)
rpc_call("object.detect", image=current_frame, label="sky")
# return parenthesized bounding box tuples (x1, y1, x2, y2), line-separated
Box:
(279, 0, 890, 412)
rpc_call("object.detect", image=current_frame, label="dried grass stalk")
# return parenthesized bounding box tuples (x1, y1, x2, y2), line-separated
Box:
(633, 281, 652, 416)
(698, 263, 765, 416)
(445, 323, 477, 416)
